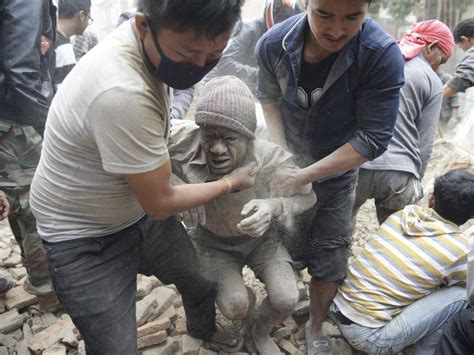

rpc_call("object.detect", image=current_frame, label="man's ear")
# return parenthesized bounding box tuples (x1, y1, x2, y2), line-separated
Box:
(428, 194, 435, 209)
(135, 13, 149, 40)
(428, 40, 440, 51)
(78, 10, 87, 22)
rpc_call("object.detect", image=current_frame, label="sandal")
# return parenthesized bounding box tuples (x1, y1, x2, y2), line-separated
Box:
(204, 322, 244, 353)
(305, 322, 332, 355)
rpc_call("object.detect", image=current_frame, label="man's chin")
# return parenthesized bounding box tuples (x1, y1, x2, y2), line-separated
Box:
(209, 166, 233, 176)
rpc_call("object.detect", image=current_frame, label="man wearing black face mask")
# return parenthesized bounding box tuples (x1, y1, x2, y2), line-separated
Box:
(30, 1, 257, 354)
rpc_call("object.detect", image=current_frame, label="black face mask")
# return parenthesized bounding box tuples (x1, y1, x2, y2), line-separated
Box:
(146, 21, 219, 90)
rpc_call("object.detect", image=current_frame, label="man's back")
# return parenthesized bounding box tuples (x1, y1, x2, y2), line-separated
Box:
(335, 205, 470, 328)
(362, 55, 443, 179)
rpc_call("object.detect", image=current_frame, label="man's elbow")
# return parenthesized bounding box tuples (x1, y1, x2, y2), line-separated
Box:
(148, 208, 175, 221)
(144, 198, 177, 221)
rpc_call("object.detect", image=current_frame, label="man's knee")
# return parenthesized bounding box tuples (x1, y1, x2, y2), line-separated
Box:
(268, 286, 299, 315)
(307, 243, 350, 283)
(219, 292, 249, 320)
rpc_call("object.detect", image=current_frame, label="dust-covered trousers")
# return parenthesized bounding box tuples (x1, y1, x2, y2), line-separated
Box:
(0, 118, 53, 295)
(353, 168, 423, 226)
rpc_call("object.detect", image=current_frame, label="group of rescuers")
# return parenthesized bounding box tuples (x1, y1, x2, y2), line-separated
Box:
(1, 0, 474, 354)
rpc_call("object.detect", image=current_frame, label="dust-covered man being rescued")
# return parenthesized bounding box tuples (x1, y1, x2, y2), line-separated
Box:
(169, 76, 317, 354)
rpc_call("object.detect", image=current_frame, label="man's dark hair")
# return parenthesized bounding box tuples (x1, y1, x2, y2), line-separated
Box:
(453, 18, 474, 43)
(433, 170, 474, 225)
(137, 0, 244, 39)
(58, 0, 91, 19)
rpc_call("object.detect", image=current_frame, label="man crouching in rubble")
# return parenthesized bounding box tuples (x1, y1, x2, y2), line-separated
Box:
(169, 76, 317, 354)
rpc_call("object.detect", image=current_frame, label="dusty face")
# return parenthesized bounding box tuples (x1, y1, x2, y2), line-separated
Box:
(200, 126, 249, 176)
(306, 0, 368, 55)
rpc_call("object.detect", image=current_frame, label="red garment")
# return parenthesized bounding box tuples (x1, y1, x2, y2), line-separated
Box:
(399, 20, 455, 61)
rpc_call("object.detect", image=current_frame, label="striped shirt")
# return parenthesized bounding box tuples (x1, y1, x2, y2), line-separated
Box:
(334, 205, 470, 328)
(53, 32, 76, 89)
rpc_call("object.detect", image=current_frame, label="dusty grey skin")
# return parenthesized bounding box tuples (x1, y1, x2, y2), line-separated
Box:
(174, 124, 315, 354)
(199, 125, 316, 237)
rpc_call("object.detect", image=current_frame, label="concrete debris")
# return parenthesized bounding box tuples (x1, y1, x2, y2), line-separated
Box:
(137, 318, 172, 338)
(28, 314, 79, 353)
(30, 312, 58, 334)
(293, 300, 310, 316)
(43, 344, 67, 355)
(136, 294, 159, 327)
(0, 346, 9, 355)
(136, 286, 177, 326)
(8, 267, 27, 281)
(5, 286, 37, 310)
(158, 305, 177, 323)
(0, 309, 26, 334)
(77, 341, 86, 355)
(322, 321, 342, 337)
(182, 334, 203, 355)
(136, 274, 157, 299)
(137, 330, 167, 349)
(279, 339, 303, 355)
(149, 287, 177, 321)
(198, 348, 218, 355)
(274, 326, 292, 342)
(0, 333, 19, 348)
(141, 337, 180, 355)
(14, 339, 30, 355)
(3, 253, 21, 268)
(0, 243, 11, 262)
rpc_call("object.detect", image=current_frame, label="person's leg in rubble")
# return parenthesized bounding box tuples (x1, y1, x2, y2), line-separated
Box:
(8, 187, 56, 305)
(139, 217, 241, 352)
(305, 170, 357, 355)
(42, 223, 141, 355)
(251, 260, 299, 354)
(0, 123, 56, 306)
(350, 168, 373, 235)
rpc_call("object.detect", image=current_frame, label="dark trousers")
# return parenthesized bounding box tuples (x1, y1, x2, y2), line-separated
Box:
(43, 216, 217, 355)
(282, 169, 358, 282)
(435, 308, 474, 355)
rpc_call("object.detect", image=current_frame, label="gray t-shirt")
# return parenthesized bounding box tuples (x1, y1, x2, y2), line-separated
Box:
(31, 22, 170, 242)
(362, 55, 443, 179)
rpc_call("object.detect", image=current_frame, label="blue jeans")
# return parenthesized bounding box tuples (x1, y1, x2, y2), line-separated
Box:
(43, 216, 217, 355)
(333, 287, 468, 355)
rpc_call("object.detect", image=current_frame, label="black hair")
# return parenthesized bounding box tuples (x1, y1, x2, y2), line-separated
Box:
(58, 0, 91, 19)
(433, 170, 474, 225)
(137, 0, 244, 39)
(453, 18, 474, 43)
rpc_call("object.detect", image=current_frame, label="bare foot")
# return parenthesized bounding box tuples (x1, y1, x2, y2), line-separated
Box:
(251, 324, 282, 355)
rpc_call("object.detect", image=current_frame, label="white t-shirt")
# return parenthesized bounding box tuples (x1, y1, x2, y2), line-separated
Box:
(31, 22, 170, 242)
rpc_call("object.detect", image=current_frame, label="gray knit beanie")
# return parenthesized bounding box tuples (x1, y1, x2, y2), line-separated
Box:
(195, 76, 256, 140)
